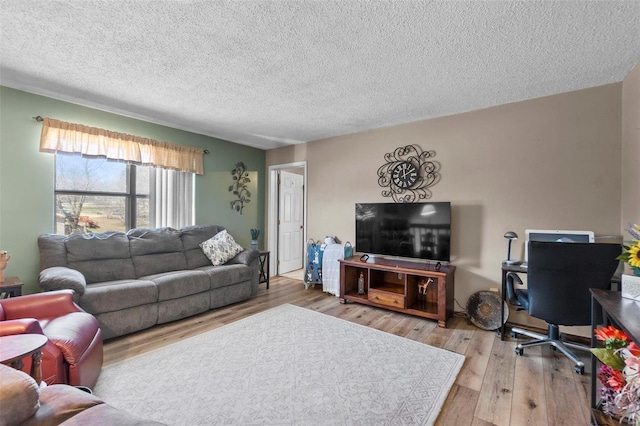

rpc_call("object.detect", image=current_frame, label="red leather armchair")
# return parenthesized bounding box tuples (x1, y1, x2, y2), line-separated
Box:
(0, 289, 103, 388)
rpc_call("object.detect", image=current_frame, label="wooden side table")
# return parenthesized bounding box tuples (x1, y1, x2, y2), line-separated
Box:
(258, 251, 270, 289)
(0, 276, 23, 298)
(0, 334, 48, 385)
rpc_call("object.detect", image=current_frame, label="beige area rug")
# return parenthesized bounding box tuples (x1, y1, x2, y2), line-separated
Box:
(93, 304, 465, 425)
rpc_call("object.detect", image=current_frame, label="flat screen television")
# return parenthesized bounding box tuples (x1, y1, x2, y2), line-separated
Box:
(355, 202, 451, 262)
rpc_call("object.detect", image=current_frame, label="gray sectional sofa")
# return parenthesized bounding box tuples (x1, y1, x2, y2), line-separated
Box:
(37, 225, 259, 340)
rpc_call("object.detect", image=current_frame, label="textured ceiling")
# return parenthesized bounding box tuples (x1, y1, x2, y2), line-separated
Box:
(1, 1, 639, 150)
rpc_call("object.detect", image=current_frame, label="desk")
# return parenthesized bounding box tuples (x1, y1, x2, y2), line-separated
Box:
(590, 289, 640, 424)
(500, 262, 527, 340)
(0, 334, 48, 384)
(258, 251, 270, 289)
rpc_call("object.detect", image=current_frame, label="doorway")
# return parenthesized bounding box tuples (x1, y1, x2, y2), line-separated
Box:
(267, 162, 307, 277)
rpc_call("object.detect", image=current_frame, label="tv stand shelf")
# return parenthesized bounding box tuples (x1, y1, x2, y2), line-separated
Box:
(339, 256, 455, 327)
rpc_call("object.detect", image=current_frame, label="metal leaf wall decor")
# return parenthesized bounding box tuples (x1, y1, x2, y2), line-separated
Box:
(377, 144, 441, 203)
(229, 161, 251, 215)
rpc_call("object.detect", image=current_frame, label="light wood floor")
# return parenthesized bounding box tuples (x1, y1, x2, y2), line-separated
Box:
(103, 276, 593, 426)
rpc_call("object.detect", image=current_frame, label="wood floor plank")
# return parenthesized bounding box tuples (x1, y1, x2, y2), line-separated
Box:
(455, 324, 495, 391)
(402, 317, 438, 343)
(102, 276, 594, 424)
(511, 345, 548, 426)
(367, 310, 405, 333)
(471, 417, 498, 426)
(574, 350, 594, 416)
(443, 316, 476, 355)
(541, 346, 591, 425)
(424, 324, 454, 348)
(387, 315, 423, 337)
(474, 336, 516, 426)
(435, 384, 479, 426)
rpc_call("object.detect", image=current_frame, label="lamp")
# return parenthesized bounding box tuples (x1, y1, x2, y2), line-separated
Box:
(503, 231, 520, 265)
(420, 204, 436, 216)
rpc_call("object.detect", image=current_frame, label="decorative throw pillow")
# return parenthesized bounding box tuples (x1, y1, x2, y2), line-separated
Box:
(200, 230, 244, 266)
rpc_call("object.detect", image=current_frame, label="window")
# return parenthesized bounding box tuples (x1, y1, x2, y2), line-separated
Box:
(55, 154, 193, 235)
(41, 117, 201, 235)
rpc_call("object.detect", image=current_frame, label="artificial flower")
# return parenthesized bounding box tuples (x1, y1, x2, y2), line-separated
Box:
(595, 325, 631, 348)
(618, 223, 640, 270)
(591, 325, 640, 424)
(625, 357, 640, 379)
(593, 347, 627, 371)
(629, 243, 640, 268)
(609, 369, 627, 391)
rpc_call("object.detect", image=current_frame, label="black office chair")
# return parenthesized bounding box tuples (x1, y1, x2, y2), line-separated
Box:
(508, 241, 620, 374)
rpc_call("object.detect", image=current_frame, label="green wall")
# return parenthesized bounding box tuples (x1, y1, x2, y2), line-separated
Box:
(0, 86, 265, 294)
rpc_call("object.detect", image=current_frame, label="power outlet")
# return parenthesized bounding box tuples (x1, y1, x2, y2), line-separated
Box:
(489, 287, 499, 293)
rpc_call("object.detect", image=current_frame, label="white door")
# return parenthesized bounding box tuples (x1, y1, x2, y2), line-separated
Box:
(278, 171, 304, 274)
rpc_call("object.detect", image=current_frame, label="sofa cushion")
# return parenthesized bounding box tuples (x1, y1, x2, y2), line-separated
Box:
(128, 227, 182, 255)
(96, 304, 158, 341)
(0, 364, 40, 426)
(131, 252, 188, 278)
(142, 270, 210, 301)
(181, 225, 225, 269)
(157, 294, 210, 325)
(65, 232, 130, 262)
(128, 228, 188, 277)
(200, 230, 243, 266)
(80, 280, 158, 314)
(225, 249, 260, 267)
(65, 232, 136, 283)
(197, 264, 252, 289)
(38, 234, 68, 269)
(68, 259, 137, 285)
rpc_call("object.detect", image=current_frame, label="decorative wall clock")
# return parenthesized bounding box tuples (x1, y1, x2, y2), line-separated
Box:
(377, 145, 440, 202)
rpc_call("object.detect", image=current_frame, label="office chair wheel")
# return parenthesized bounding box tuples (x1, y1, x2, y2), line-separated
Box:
(515, 347, 524, 356)
(510, 330, 518, 338)
(574, 365, 585, 375)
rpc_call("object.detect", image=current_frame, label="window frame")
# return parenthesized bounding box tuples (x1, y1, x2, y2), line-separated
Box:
(53, 160, 149, 233)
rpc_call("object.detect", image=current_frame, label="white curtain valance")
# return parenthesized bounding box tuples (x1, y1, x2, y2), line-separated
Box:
(39, 118, 205, 175)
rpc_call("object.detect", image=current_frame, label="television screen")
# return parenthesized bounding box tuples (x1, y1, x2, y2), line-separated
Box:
(355, 202, 451, 262)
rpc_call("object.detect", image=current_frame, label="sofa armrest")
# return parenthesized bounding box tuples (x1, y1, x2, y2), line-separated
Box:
(227, 249, 259, 266)
(39, 267, 87, 295)
(25, 384, 105, 426)
(0, 319, 44, 336)
(1, 290, 84, 321)
(0, 364, 41, 426)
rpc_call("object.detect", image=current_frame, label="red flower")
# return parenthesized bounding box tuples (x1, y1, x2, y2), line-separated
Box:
(607, 369, 626, 392)
(626, 342, 640, 357)
(595, 326, 630, 342)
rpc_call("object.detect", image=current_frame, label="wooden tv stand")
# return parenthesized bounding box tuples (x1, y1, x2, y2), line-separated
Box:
(339, 256, 455, 328)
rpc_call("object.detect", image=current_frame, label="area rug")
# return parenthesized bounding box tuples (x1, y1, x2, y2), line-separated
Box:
(93, 304, 465, 425)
